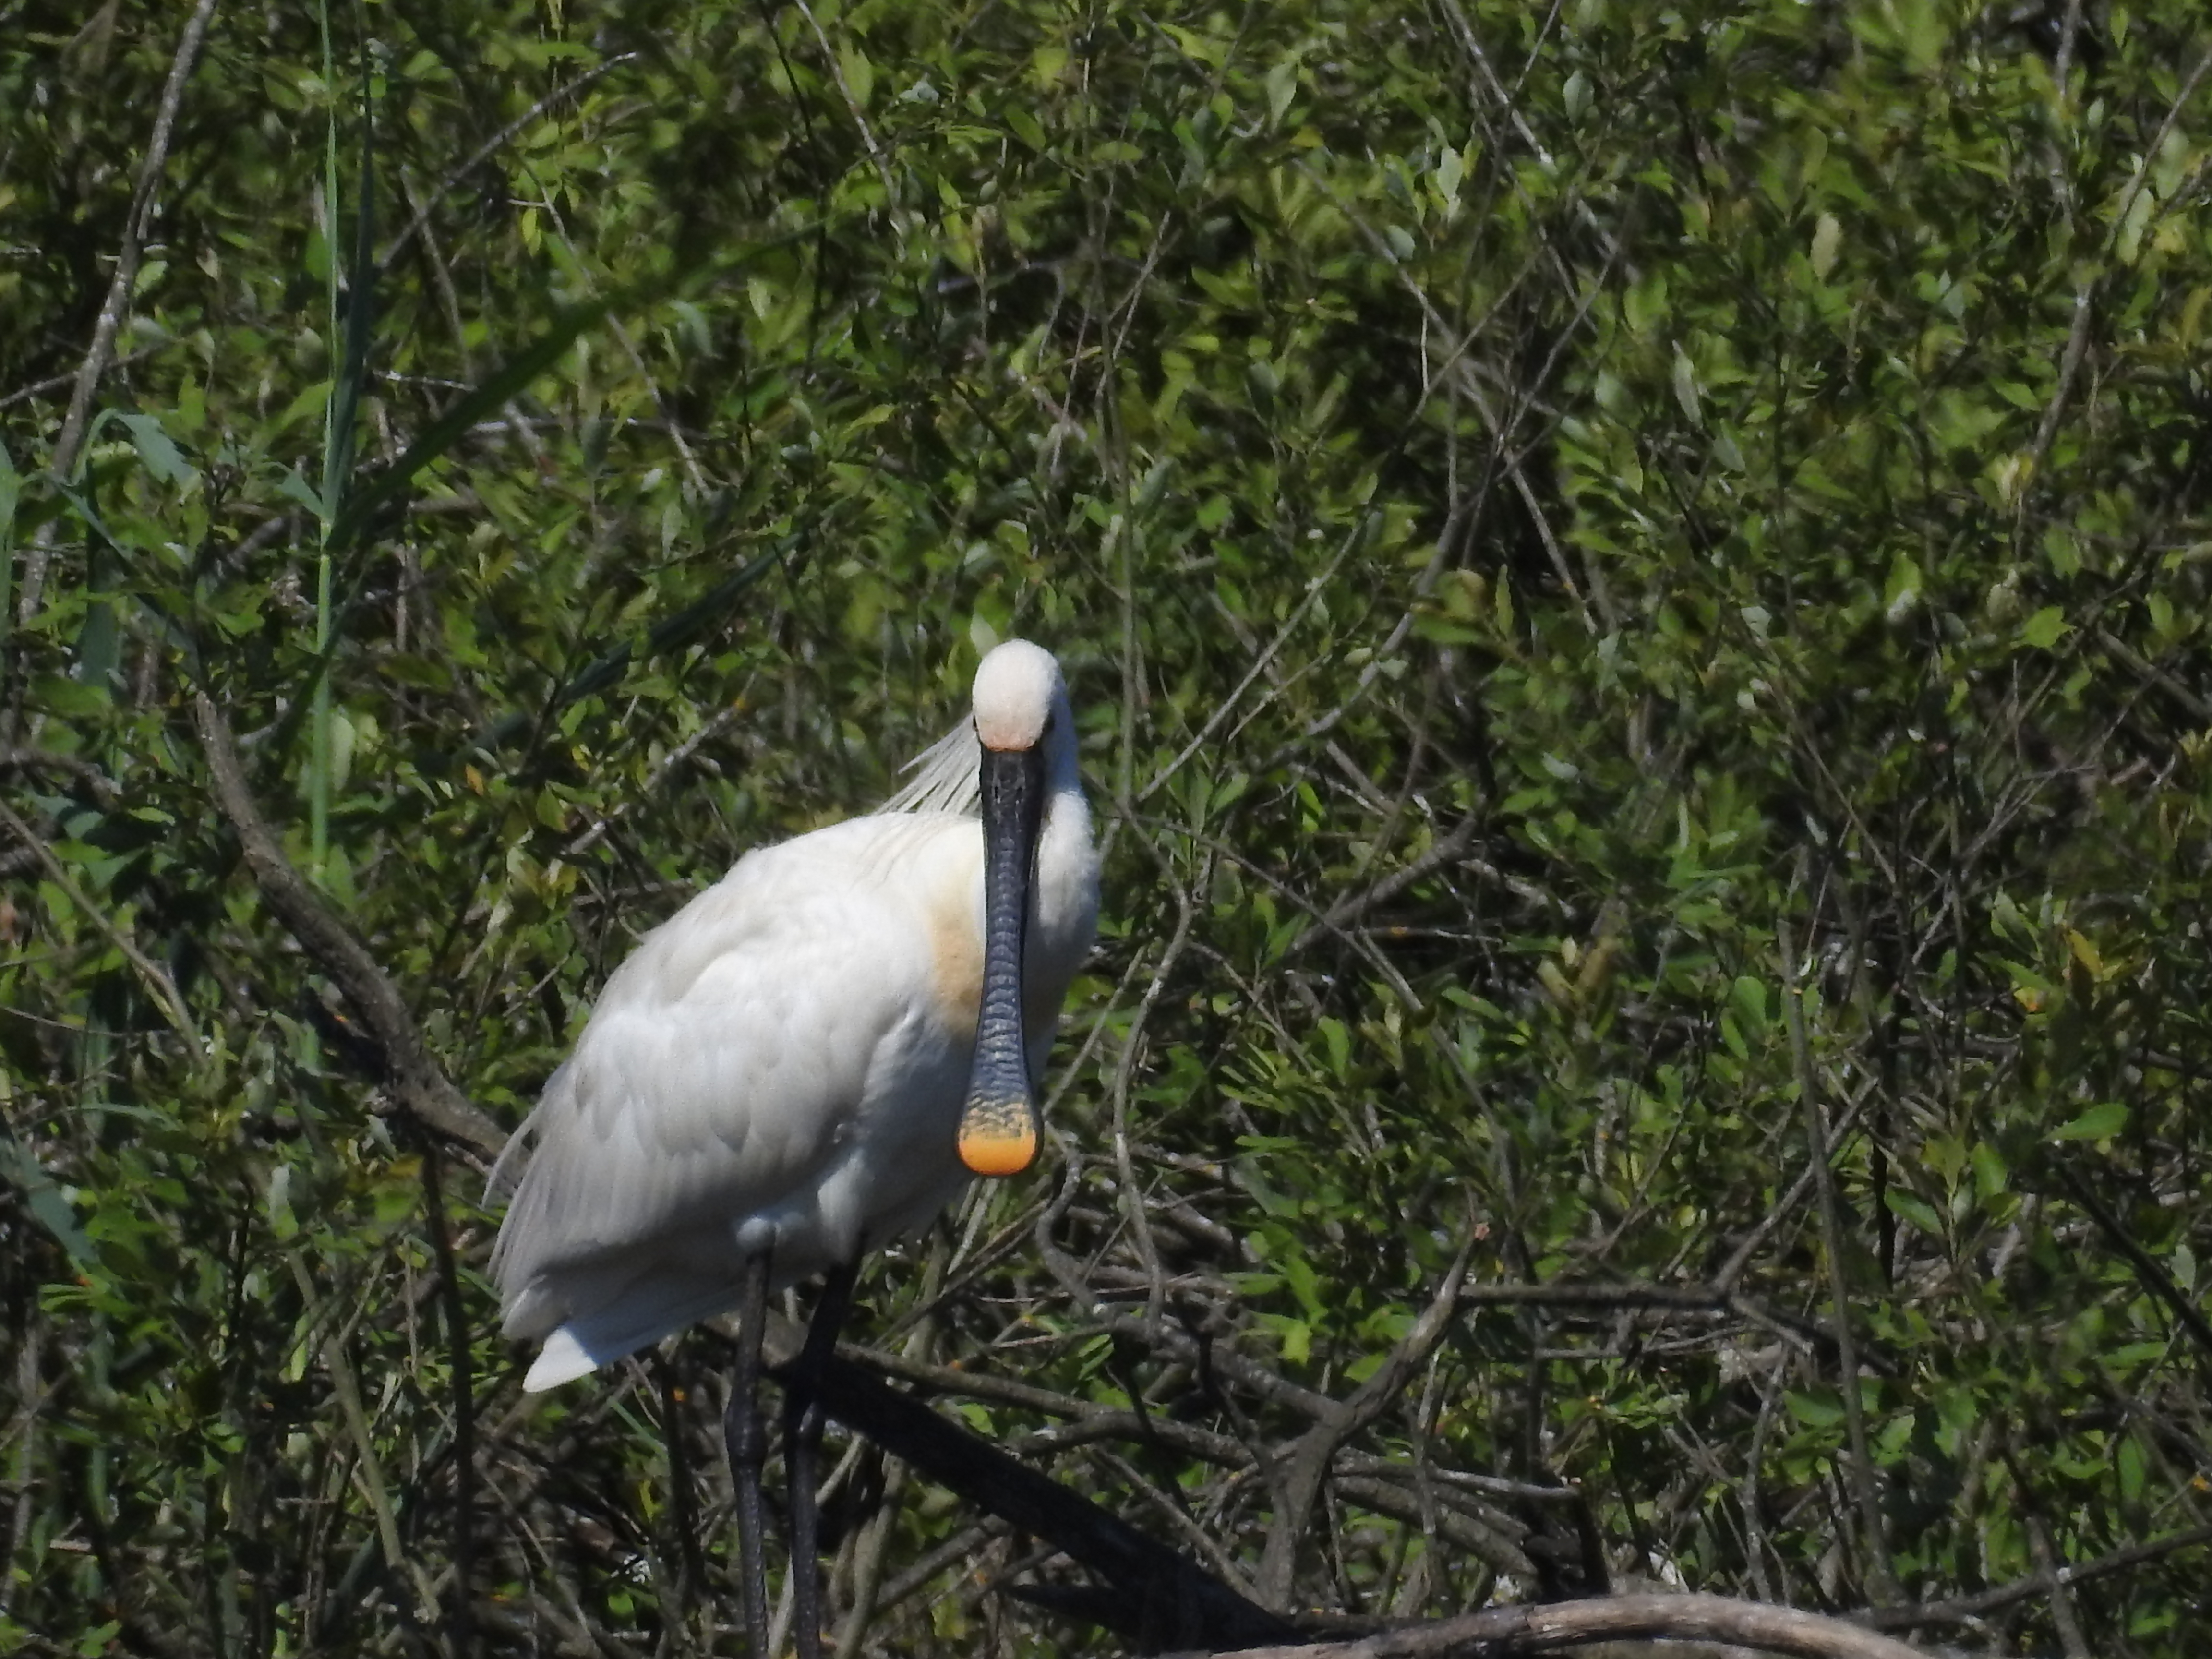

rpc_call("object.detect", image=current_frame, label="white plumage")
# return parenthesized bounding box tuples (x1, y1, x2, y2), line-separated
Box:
(491, 640, 1098, 1390)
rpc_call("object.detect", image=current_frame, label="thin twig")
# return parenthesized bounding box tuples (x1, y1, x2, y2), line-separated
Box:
(23, 0, 222, 624)
(1110, 837, 1203, 1334)
(2104, 47, 2212, 265)
(1286, 814, 1484, 956)
(48, 0, 219, 482)
(1867, 1522, 2212, 1629)
(0, 797, 195, 1041)
(421, 1148, 479, 1659)
(0, 346, 164, 414)
(1778, 909, 1899, 1605)
(792, 0, 898, 200)
(1136, 520, 1369, 805)
(290, 1254, 443, 1622)
(2096, 625, 2212, 726)
(2049, 1156, 2212, 1367)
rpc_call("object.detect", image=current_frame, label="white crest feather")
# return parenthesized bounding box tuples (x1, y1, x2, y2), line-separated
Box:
(881, 720, 980, 816)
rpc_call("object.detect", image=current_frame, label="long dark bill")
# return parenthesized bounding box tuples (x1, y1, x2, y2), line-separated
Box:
(958, 741, 1047, 1176)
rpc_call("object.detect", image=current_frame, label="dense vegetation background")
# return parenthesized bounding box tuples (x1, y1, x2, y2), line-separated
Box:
(3, 0, 2210, 1654)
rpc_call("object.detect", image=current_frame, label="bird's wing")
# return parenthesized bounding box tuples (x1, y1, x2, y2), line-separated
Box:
(490, 813, 979, 1318)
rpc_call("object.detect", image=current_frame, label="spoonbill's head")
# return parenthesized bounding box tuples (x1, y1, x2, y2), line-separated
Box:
(971, 638, 1064, 752)
(958, 639, 1070, 1178)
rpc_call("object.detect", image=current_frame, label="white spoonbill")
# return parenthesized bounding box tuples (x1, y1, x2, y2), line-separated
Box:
(488, 638, 1098, 1658)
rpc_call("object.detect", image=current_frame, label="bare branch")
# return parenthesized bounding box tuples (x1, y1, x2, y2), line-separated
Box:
(1255, 1241, 1473, 1606)
(377, 54, 640, 275)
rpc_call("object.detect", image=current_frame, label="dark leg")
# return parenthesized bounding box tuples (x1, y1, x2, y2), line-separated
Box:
(722, 1251, 772, 1659)
(785, 1262, 857, 1659)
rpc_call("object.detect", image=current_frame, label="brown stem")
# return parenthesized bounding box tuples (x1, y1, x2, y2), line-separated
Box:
(420, 1146, 478, 1659)
(48, 0, 221, 484)
(192, 692, 506, 1153)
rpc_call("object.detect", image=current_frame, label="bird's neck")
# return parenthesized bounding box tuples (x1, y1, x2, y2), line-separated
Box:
(1030, 762, 1099, 962)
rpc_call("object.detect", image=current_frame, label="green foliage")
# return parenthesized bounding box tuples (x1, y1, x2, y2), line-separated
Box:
(3, 0, 2211, 1654)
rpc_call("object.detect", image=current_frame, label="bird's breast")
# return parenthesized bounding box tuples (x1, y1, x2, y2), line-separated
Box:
(927, 892, 986, 1039)
(918, 795, 1097, 1049)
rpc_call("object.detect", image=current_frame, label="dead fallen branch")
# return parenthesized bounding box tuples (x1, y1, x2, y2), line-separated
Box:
(1154, 1590, 1930, 1659)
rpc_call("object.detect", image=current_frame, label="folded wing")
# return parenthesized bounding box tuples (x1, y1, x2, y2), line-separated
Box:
(491, 813, 982, 1373)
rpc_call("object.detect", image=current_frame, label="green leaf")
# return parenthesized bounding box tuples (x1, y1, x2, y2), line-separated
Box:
(1671, 347, 1702, 427)
(2020, 607, 2070, 649)
(114, 413, 196, 486)
(0, 1134, 93, 1266)
(276, 467, 326, 518)
(1883, 1187, 1944, 1236)
(1786, 1388, 1845, 1428)
(2052, 1103, 2127, 1142)
(1317, 1017, 1351, 1081)
(838, 43, 875, 109)
(1971, 1140, 2009, 1199)
(1728, 974, 1767, 1035)
(29, 675, 109, 718)
(1809, 211, 1840, 279)
(1884, 552, 1922, 622)
(2118, 1435, 2147, 1503)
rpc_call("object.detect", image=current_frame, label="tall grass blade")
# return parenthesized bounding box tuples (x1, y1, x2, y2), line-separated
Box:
(323, 59, 377, 528)
(0, 439, 18, 693)
(308, 4, 376, 874)
(261, 294, 631, 773)
(309, 0, 340, 871)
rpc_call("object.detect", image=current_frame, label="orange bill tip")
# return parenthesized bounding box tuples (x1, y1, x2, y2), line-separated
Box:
(958, 1106, 1038, 1178)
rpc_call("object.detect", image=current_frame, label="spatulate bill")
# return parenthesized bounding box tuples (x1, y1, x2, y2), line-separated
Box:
(959, 742, 1046, 1176)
